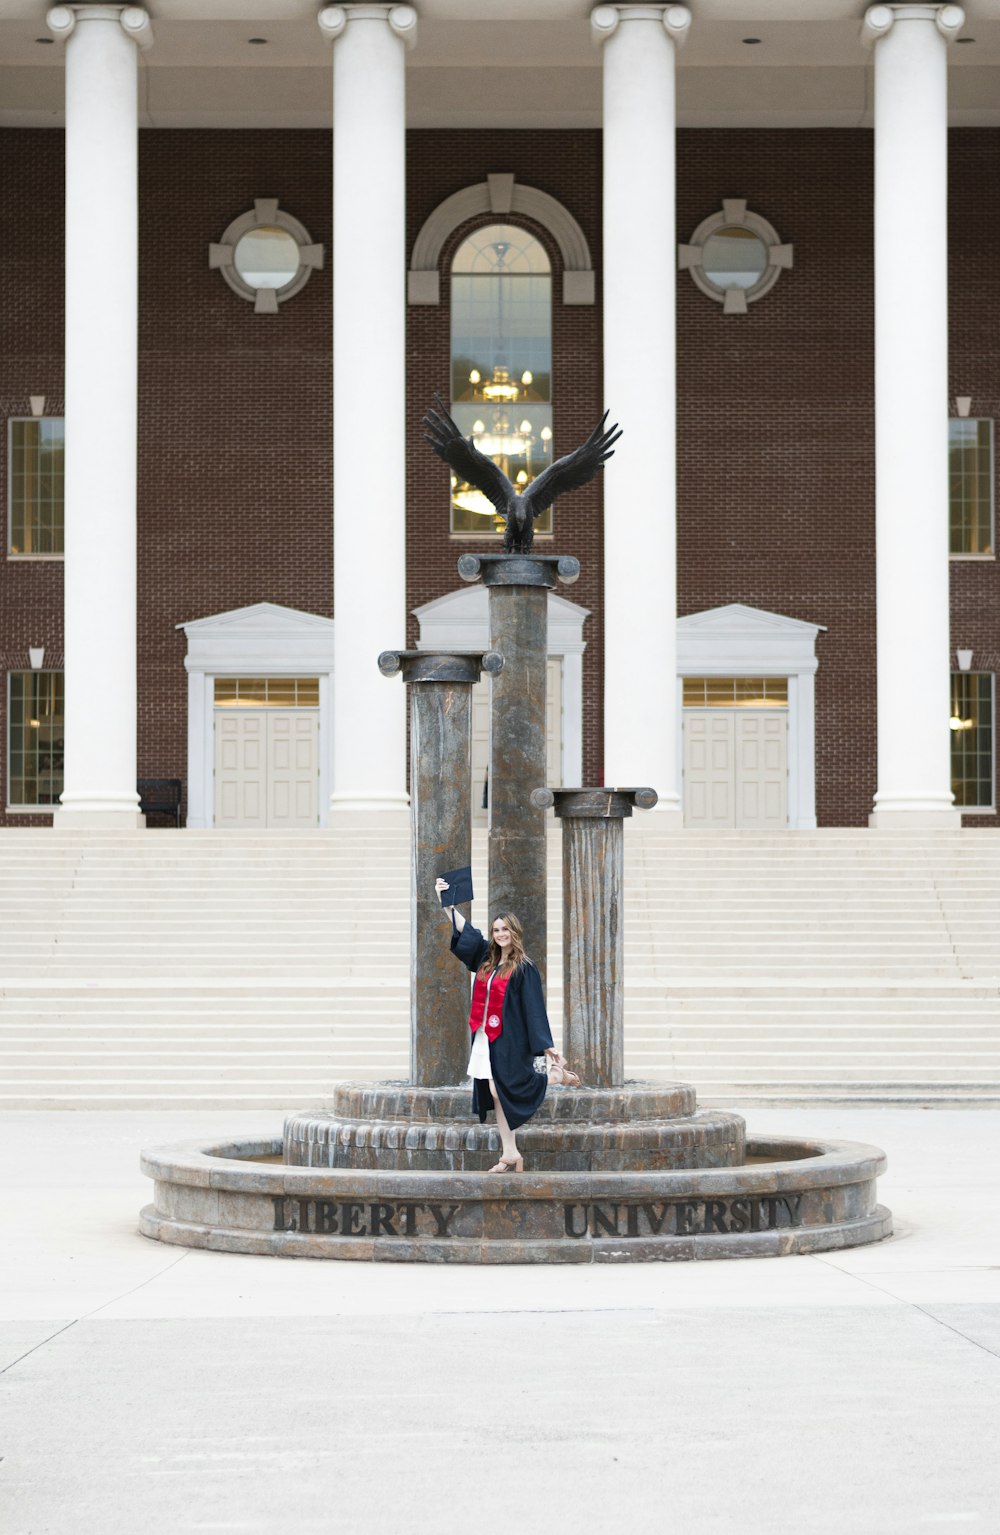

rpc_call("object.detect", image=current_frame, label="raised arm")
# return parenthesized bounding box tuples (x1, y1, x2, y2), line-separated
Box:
(434, 877, 466, 932)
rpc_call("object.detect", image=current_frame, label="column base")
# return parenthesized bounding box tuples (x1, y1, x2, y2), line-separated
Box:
(53, 810, 146, 829)
(628, 797, 684, 830)
(868, 806, 962, 829)
(327, 793, 410, 832)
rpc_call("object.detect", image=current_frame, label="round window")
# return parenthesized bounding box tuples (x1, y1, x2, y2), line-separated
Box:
(679, 201, 792, 313)
(233, 226, 300, 290)
(701, 227, 768, 291)
(210, 201, 324, 313)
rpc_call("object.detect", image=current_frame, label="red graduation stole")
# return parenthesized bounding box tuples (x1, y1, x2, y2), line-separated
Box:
(468, 969, 510, 1042)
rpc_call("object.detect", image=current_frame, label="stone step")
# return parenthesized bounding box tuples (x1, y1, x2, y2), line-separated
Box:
(3, 824, 999, 1102)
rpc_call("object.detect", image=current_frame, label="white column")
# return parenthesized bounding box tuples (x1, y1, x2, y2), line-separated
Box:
(592, 5, 688, 820)
(46, 5, 151, 827)
(865, 3, 964, 827)
(319, 4, 415, 820)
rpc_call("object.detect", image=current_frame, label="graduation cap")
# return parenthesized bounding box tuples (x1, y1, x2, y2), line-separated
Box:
(438, 865, 474, 906)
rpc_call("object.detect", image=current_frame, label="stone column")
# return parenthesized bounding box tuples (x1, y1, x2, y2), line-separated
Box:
(319, 5, 417, 821)
(459, 553, 580, 990)
(864, 3, 964, 827)
(591, 4, 689, 821)
(532, 787, 657, 1088)
(378, 648, 503, 1087)
(46, 4, 153, 827)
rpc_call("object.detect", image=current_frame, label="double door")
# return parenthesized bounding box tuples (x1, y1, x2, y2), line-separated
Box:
(214, 711, 320, 827)
(683, 710, 788, 829)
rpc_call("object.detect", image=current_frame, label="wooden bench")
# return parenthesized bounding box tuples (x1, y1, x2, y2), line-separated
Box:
(137, 778, 182, 828)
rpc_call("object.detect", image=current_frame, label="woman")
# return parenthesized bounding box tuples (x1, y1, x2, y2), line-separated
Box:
(435, 878, 574, 1173)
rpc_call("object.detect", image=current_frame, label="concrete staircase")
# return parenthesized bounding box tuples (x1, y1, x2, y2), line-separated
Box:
(1, 826, 998, 1106)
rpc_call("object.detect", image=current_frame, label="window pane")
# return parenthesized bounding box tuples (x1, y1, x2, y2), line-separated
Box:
(948, 419, 994, 555)
(450, 225, 553, 536)
(213, 677, 320, 708)
(950, 673, 993, 808)
(8, 419, 65, 555)
(8, 671, 64, 805)
(682, 677, 788, 708)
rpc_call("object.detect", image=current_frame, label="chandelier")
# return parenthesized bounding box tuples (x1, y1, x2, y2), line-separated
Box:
(453, 366, 552, 522)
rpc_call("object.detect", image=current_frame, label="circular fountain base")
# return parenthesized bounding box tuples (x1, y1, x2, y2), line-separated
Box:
(285, 1082, 745, 1173)
(140, 1120, 892, 1263)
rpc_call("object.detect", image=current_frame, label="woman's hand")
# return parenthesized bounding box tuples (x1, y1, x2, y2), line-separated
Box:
(435, 878, 466, 931)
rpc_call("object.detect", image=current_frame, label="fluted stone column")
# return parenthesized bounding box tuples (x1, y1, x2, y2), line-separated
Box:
(532, 787, 657, 1088)
(378, 648, 503, 1086)
(591, 4, 689, 821)
(46, 4, 153, 826)
(864, 3, 964, 827)
(319, 5, 417, 821)
(459, 552, 581, 991)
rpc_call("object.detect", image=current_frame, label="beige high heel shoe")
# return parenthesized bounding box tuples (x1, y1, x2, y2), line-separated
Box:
(547, 1055, 581, 1088)
(488, 1154, 524, 1173)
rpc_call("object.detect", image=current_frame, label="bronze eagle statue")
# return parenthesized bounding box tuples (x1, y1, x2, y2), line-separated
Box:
(423, 393, 622, 553)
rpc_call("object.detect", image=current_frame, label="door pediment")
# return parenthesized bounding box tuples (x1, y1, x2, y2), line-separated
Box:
(678, 603, 825, 675)
(179, 602, 336, 672)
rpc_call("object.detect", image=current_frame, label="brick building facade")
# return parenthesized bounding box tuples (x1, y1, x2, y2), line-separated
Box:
(3, 123, 999, 828)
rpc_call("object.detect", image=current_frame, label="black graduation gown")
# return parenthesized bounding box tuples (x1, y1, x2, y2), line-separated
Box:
(450, 922, 554, 1131)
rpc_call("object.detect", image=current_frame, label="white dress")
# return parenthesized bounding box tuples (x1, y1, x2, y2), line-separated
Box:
(467, 968, 499, 1081)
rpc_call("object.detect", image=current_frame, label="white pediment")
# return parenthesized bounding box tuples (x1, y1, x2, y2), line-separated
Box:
(677, 603, 825, 676)
(414, 585, 590, 654)
(179, 602, 336, 671)
(678, 603, 825, 638)
(178, 601, 335, 636)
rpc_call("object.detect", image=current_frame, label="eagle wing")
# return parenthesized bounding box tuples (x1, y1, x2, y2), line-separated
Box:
(422, 394, 514, 517)
(520, 411, 622, 518)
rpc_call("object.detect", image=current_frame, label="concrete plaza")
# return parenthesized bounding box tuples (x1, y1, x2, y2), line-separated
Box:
(1, 1106, 998, 1535)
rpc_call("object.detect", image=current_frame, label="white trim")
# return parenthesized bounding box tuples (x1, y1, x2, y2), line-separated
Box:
(177, 602, 335, 829)
(408, 174, 595, 307)
(677, 603, 825, 829)
(413, 585, 589, 786)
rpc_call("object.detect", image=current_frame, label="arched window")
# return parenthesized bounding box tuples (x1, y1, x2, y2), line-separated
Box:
(449, 223, 553, 535)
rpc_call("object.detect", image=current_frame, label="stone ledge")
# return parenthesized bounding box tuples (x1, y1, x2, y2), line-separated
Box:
(323, 1080, 698, 1123)
(139, 1135, 892, 1263)
(284, 1107, 745, 1172)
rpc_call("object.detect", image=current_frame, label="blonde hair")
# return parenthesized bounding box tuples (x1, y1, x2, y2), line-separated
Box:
(480, 912, 529, 977)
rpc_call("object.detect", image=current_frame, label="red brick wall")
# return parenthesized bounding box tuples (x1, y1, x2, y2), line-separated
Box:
(677, 129, 878, 827)
(948, 132, 1000, 826)
(0, 132, 66, 825)
(135, 132, 333, 824)
(2, 127, 999, 827)
(0, 130, 335, 826)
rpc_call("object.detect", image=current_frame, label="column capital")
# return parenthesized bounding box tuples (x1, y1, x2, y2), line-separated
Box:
(591, 4, 691, 47)
(862, 4, 964, 46)
(46, 5, 153, 48)
(318, 4, 417, 47)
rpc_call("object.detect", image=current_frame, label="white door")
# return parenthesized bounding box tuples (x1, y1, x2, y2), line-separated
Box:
(683, 712, 735, 828)
(214, 710, 319, 828)
(471, 656, 563, 826)
(735, 712, 787, 828)
(683, 710, 787, 829)
(215, 713, 266, 827)
(268, 712, 320, 827)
